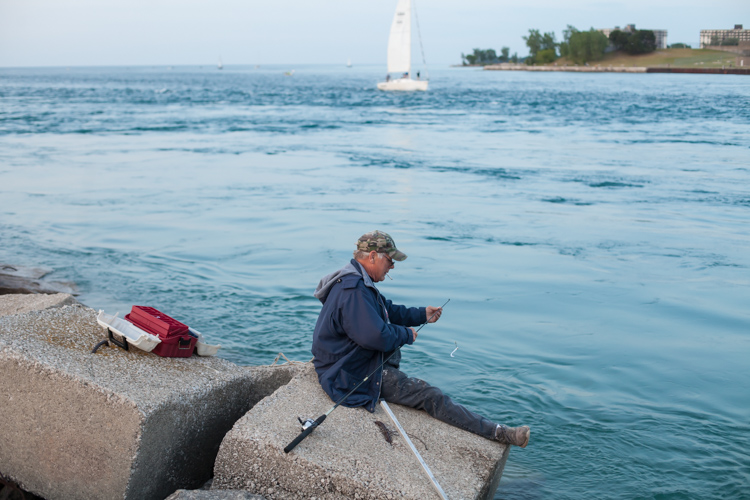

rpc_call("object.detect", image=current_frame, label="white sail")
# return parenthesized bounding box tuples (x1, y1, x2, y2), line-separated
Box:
(386, 0, 411, 74)
(378, 0, 427, 91)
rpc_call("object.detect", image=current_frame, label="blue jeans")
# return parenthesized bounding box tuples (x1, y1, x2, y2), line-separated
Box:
(381, 366, 497, 440)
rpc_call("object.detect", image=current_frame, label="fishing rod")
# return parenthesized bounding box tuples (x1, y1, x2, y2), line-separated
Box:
(284, 298, 450, 454)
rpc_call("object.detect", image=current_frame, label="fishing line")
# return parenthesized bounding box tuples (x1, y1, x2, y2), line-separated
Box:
(284, 298, 450, 453)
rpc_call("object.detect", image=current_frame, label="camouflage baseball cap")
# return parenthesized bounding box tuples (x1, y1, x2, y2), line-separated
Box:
(356, 230, 407, 261)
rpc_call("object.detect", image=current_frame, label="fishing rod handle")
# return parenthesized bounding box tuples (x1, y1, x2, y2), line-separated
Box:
(283, 426, 316, 454)
(284, 414, 327, 453)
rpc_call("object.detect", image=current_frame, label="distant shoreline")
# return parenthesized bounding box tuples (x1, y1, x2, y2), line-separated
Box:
(482, 64, 750, 75)
(456, 48, 749, 75)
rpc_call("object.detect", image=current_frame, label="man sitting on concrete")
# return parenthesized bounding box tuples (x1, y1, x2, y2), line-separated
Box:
(311, 230, 530, 448)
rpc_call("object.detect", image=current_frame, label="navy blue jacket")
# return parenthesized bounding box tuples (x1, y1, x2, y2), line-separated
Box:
(311, 260, 426, 412)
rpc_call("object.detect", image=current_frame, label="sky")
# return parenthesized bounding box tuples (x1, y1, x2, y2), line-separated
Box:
(0, 0, 748, 67)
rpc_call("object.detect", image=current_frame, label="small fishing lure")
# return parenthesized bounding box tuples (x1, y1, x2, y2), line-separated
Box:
(374, 420, 393, 445)
(450, 341, 459, 357)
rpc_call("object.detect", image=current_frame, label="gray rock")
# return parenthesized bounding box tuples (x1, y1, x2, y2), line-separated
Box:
(0, 263, 77, 295)
(0, 304, 296, 500)
(213, 364, 510, 499)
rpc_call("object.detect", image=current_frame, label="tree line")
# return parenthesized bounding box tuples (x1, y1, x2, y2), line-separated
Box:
(709, 36, 740, 46)
(461, 47, 518, 65)
(527, 26, 657, 65)
(464, 25, 660, 66)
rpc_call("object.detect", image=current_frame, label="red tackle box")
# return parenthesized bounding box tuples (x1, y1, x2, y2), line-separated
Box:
(125, 306, 189, 337)
(150, 333, 197, 358)
(124, 306, 196, 358)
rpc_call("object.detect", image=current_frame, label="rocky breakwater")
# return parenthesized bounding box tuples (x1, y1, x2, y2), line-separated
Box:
(0, 295, 298, 500)
(0, 263, 77, 296)
(484, 63, 647, 72)
(213, 364, 510, 499)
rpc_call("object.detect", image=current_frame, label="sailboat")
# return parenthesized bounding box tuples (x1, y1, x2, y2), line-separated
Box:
(377, 0, 428, 91)
(217, 56, 223, 70)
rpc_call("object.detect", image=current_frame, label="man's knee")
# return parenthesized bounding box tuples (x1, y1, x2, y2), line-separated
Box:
(383, 371, 437, 404)
(402, 375, 431, 393)
(419, 385, 448, 412)
(398, 377, 446, 412)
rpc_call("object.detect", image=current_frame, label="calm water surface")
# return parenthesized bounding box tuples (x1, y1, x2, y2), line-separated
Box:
(1, 65, 749, 499)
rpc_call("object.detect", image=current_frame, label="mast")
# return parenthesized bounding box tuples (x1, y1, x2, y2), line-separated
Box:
(413, 0, 428, 80)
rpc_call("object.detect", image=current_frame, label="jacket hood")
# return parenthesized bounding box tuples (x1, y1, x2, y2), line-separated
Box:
(313, 260, 373, 303)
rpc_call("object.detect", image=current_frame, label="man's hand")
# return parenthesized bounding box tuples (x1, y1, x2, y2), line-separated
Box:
(410, 327, 418, 342)
(425, 306, 443, 323)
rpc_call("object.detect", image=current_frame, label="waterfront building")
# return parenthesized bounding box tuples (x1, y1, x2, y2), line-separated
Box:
(700, 25, 750, 48)
(599, 24, 668, 50)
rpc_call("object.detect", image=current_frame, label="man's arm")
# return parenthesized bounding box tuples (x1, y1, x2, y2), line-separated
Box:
(385, 301, 444, 327)
(384, 299, 426, 327)
(340, 287, 414, 352)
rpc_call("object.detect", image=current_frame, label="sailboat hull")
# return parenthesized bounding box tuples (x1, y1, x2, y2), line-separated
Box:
(377, 78, 428, 91)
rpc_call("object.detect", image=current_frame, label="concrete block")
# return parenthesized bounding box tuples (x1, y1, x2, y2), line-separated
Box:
(0, 303, 293, 500)
(0, 293, 78, 318)
(213, 364, 510, 499)
(166, 490, 265, 500)
(242, 364, 305, 410)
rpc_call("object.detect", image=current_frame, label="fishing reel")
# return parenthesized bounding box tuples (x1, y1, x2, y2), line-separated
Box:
(297, 417, 316, 430)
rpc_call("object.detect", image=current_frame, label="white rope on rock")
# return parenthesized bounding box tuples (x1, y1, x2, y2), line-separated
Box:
(269, 352, 313, 366)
